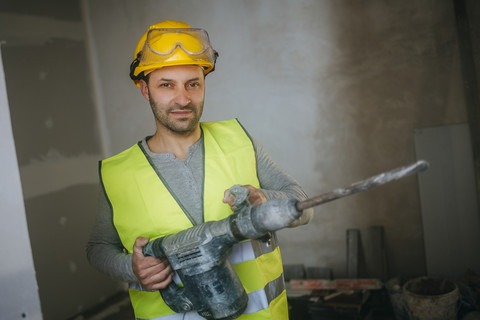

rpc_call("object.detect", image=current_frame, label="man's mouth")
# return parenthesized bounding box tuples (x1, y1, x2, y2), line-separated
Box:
(170, 108, 193, 118)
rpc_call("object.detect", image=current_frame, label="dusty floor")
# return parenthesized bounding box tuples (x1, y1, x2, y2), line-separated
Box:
(71, 292, 134, 320)
(94, 297, 134, 320)
(74, 289, 397, 320)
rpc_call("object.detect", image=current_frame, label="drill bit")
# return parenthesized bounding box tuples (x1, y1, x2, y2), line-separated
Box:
(296, 160, 429, 211)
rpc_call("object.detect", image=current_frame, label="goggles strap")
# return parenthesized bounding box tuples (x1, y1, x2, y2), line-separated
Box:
(206, 51, 219, 76)
(129, 52, 145, 81)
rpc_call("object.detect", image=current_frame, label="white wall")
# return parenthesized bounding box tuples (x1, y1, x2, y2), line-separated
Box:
(0, 47, 42, 320)
(415, 124, 480, 277)
(84, 0, 469, 277)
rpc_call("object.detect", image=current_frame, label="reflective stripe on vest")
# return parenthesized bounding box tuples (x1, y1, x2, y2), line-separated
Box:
(135, 277, 286, 320)
(100, 119, 287, 319)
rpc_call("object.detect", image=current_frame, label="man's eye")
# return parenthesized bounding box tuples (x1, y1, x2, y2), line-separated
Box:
(189, 82, 200, 88)
(160, 83, 171, 88)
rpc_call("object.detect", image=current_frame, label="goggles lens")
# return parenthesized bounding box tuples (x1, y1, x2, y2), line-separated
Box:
(140, 28, 216, 66)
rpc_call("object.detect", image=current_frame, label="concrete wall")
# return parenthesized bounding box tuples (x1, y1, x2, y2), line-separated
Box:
(0, 1, 122, 319)
(84, 0, 468, 278)
(1, 0, 477, 318)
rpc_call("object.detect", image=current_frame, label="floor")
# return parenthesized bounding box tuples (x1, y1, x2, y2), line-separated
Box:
(73, 288, 398, 320)
(71, 292, 134, 320)
(95, 297, 134, 320)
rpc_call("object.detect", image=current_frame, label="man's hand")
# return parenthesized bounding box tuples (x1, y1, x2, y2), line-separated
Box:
(132, 237, 173, 290)
(223, 184, 267, 211)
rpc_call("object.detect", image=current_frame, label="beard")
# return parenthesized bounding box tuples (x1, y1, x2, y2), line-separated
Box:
(148, 92, 204, 135)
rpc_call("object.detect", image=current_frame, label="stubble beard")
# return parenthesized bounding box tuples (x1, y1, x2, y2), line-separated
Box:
(148, 94, 204, 136)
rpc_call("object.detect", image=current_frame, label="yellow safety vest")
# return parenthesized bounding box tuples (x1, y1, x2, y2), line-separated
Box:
(100, 119, 288, 320)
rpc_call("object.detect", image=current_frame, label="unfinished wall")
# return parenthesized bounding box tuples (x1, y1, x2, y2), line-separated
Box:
(3, 0, 475, 318)
(84, 0, 470, 279)
(0, 1, 122, 319)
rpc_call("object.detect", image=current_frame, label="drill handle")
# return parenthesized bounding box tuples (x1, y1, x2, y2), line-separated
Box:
(142, 238, 196, 312)
(142, 237, 166, 259)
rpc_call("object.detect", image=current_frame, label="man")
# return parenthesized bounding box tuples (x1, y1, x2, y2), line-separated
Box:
(87, 20, 312, 320)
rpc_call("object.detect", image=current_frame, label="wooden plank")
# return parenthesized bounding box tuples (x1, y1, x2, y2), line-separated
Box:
(365, 226, 388, 280)
(347, 229, 359, 278)
(290, 278, 383, 290)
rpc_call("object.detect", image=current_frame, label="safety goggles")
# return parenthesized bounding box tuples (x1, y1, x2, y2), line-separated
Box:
(139, 28, 217, 66)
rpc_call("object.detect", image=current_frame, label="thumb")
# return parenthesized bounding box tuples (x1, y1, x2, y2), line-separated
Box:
(223, 189, 233, 203)
(133, 236, 149, 255)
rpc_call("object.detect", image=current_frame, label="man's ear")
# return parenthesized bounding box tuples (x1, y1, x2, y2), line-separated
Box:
(139, 80, 150, 101)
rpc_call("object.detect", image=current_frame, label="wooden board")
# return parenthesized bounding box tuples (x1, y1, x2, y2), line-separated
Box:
(290, 278, 382, 290)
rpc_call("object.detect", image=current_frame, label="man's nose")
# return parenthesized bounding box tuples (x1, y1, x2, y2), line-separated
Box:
(174, 87, 191, 106)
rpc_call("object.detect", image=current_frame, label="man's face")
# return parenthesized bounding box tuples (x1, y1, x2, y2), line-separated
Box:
(141, 65, 205, 135)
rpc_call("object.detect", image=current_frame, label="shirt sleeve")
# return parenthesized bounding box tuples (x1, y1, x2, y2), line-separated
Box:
(253, 138, 313, 227)
(85, 186, 138, 282)
(252, 138, 308, 201)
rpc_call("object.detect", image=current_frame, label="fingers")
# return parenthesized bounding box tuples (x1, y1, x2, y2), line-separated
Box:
(151, 271, 173, 290)
(136, 257, 174, 290)
(223, 189, 236, 211)
(132, 237, 174, 290)
(223, 185, 267, 211)
(244, 185, 267, 206)
(223, 189, 235, 205)
(133, 236, 149, 255)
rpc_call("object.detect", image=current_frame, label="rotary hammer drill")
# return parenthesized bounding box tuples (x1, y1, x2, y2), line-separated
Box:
(143, 160, 429, 319)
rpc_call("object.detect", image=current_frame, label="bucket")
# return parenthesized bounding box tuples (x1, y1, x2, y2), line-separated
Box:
(403, 277, 460, 320)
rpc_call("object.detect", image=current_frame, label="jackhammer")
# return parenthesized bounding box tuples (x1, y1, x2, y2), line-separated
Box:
(143, 160, 429, 320)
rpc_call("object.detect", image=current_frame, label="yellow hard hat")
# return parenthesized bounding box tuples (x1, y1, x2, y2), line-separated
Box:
(129, 20, 218, 86)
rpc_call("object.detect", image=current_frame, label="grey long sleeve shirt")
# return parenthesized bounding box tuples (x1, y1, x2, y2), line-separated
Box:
(86, 135, 310, 283)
